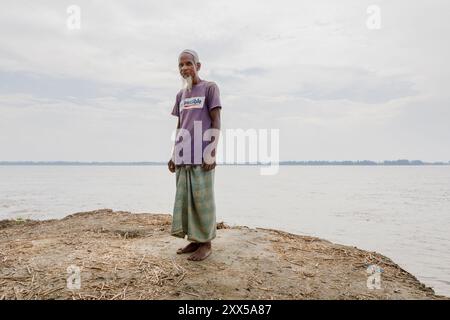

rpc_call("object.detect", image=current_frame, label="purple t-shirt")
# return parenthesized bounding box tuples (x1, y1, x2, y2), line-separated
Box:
(171, 79, 222, 165)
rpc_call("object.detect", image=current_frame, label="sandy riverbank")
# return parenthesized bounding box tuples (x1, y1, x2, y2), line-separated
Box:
(0, 209, 446, 300)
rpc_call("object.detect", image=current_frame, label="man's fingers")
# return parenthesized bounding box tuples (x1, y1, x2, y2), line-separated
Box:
(202, 163, 216, 171)
(168, 160, 176, 173)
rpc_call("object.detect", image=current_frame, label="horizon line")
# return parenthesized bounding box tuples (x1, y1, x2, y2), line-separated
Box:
(1, 159, 450, 165)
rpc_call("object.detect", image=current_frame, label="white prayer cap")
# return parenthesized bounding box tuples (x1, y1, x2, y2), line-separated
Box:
(179, 49, 199, 64)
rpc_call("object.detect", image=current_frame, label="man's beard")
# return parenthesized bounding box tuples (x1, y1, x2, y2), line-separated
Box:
(181, 75, 193, 92)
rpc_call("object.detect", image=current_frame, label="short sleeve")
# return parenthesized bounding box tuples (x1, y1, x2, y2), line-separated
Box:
(171, 91, 182, 117)
(206, 82, 221, 111)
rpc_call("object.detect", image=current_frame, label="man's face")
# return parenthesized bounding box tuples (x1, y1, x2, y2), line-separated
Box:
(178, 53, 200, 79)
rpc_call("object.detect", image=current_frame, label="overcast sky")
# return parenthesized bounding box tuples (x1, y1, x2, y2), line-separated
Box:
(1, 0, 449, 162)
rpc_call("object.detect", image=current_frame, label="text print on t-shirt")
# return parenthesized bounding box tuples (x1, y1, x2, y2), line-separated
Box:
(179, 96, 205, 113)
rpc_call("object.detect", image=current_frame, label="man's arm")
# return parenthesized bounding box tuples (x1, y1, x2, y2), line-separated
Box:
(168, 117, 180, 173)
(210, 107, 221, 131)
(202, 107, 221, 171)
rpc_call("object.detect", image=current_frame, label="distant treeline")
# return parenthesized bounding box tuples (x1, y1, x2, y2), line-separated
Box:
(279, 160, 450, 166)
(1, 160, 449, 166)
(0, 161, 160, 166)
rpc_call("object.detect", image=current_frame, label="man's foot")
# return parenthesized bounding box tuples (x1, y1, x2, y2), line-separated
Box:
(176, 242, 200, 254)
(187, 242, 212, 261)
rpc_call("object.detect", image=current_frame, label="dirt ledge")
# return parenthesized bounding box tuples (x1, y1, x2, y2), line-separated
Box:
(0, 209, 446, 300)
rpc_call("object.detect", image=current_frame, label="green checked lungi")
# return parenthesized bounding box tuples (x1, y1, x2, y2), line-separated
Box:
(171, 165, 217, 243)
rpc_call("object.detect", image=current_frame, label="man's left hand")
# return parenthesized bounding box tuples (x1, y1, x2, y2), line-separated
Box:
(202, 162, 216, 171)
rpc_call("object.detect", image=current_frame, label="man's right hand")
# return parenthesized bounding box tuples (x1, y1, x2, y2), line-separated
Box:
(168, 159, 176, 173)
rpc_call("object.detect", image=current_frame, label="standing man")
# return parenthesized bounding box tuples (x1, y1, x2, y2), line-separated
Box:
(168, 49, 222, 261)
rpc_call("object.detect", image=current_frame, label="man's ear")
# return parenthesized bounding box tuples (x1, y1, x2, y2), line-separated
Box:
(196, 62, 201, 71)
